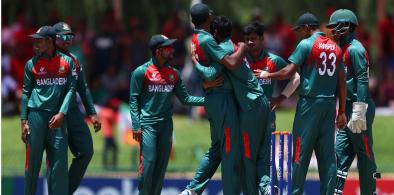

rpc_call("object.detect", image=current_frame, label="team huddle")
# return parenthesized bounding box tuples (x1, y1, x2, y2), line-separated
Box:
(21, 2, 378, 195)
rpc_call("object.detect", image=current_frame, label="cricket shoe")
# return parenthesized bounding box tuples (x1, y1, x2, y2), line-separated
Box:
(260, 185, 279, 195)
(179, 189, 197, 195)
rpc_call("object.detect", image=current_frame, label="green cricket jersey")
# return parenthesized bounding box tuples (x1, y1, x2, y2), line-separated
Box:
(63, 51, 96, 115)
(192, 35, 264, 111)
(191, 29, 233, 91)
(288, 32, 343, 98)
(21, 51, 78, 120)
(246, 50, 287, 98)
(129, 57, 205, 131)
(340, 32, 370, 102)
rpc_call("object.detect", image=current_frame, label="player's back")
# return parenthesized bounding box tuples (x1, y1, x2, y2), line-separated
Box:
(191, 29, 233, 91)
(290, 32, 342, 98)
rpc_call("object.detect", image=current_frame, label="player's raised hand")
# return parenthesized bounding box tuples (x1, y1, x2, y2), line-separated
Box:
(336, 112, 347, 129)
(90, 114, 102, 132)
(49, 112, 65, 129)
(132, 130, 142, 142)
(21, 120, 30, 144)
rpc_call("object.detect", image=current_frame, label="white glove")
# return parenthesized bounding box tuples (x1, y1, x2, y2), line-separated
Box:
(347, 102, 368, 133)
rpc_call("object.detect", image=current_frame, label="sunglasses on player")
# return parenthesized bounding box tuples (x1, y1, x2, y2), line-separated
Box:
(56, 34, 74, 42)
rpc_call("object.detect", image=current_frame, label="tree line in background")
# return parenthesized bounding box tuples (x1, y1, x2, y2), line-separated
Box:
(2, 0, 387, 34)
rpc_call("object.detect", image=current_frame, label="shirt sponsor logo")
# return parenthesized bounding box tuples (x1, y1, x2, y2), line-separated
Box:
(318, 43, 336, 51)
(150, 72, 160, 81)
(36, 78, 67, 86)
(38, 67, 47, 75)
(258, 78, 272, 85)
(148, 85, 174, 92)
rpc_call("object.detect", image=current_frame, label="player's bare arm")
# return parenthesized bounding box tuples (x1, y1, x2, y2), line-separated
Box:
(220, 42, 247, 70)
(270, 72, 300, 111)
(255, 63, 297, 80)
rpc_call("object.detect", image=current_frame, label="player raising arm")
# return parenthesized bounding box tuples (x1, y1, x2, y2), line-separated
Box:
(257, 12, 346, 194)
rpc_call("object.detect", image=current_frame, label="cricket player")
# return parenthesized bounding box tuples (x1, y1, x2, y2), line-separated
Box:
(129, 34, 205, 195)
(181, 4, 249, 195)
(184, 12, 270, 195)
(326, 9, 379, 195)
(21, 26, 77, 195)
(183, 13, 247, 195)
(257, 12, 347, 194)
(53, 21, 101, 194)
(244, 21, 300, 194)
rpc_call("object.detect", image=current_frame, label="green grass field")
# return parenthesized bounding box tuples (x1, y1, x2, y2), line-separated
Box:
(2, 109, 394, 176)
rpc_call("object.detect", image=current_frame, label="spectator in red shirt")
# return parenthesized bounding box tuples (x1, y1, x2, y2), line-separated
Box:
(99, 98, 121, 170)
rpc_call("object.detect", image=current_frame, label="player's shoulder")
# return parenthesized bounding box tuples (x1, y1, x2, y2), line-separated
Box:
(218, 39, 234, 52)
(167, 65, 181, 75)
(57, 51, 75, 65)
(267, 52, 287, 67)
(348, 39, 366, 54)
(267, 52, 283, 61)
(67, 52, 80, 62)
(25, 57, 36, 69)
(297, 38, 313, 50)
(198, 31, 215, 44)
(132, 61, 151, 75)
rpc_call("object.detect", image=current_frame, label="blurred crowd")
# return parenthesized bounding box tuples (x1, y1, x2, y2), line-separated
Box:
(2, 9, 394, 117)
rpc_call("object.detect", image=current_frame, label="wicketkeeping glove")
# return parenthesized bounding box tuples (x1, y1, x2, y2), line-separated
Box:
(347, 102, 368, 133)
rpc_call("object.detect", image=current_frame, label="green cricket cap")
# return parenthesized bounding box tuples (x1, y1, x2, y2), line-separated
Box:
(149, 34, 176, 51)
(29, 26, 56, 39)
(53, 22, 75, 35)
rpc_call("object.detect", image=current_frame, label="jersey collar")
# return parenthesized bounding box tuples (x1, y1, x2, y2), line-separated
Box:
(194, 28, 211, 36)
(151, 57, 170, 68)
(312, 31, 326, 38)
(246, 49, 267, 63)
(38, 50, 61, 60)
(340, 32, 356, 47)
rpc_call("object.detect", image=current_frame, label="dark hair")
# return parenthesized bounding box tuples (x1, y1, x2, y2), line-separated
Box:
(192, 18, 206, 27)
(243, 21, 265, 36)
(309, 24, 319, 30)
(210, 16, 232, 39)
